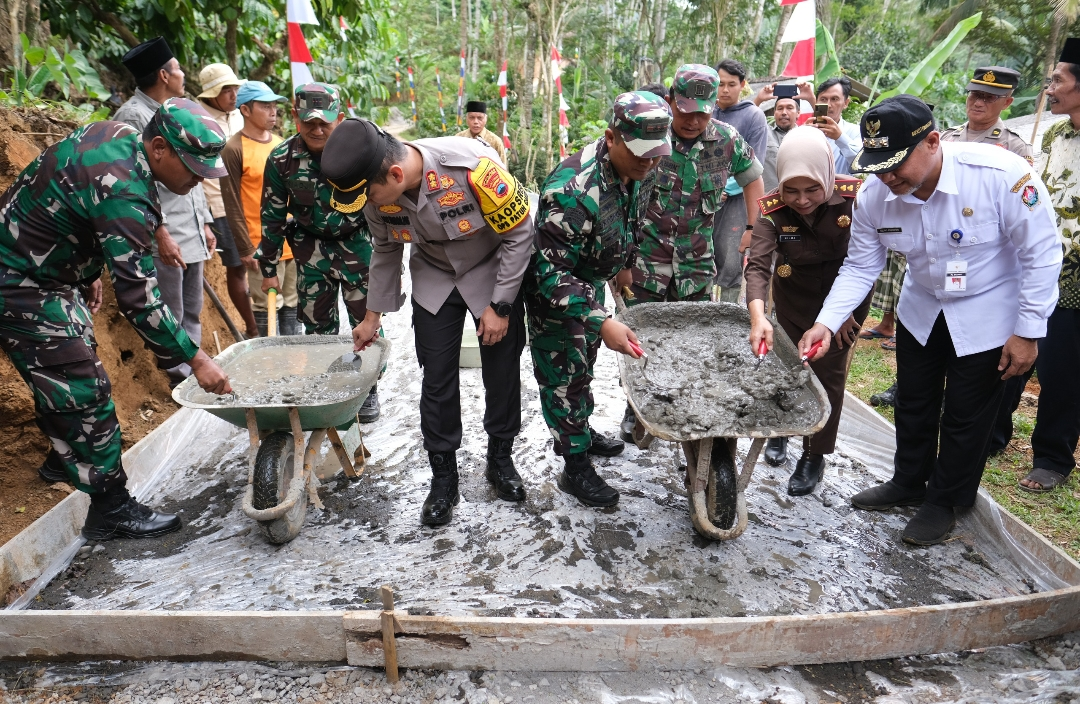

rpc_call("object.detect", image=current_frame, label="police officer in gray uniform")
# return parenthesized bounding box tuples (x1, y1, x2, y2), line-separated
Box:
(321, 119, 533, 527)
(941, 66, 1033, 165)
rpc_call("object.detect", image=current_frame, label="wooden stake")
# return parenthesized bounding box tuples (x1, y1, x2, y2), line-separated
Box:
(380, 585, 399, 683)
(213, 331, 223, 357)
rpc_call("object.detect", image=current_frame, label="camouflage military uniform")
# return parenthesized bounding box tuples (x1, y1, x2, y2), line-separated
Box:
(0, 115, 212, 493)
(526, 93, 671, 456)
(256, 84, 372, 335)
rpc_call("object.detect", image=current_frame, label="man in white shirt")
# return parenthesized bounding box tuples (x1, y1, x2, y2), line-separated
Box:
(798, 95, 1061, 545)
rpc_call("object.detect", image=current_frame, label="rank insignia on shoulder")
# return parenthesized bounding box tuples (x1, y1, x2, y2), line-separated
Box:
(468, 157, 530, 233)
(440, 174, 456, 189)
(437, 189, 466, 207)
(1011, 173, 1031, 193)
(837, 215, 851, 228)
(1021, 184, 1039, 211)
(379, 204, 403, 214)
(758, 193, 785, 215)
(835, 178, 861, 197)
(426, 170, 441, 191)
(991, 128, 1002, 137)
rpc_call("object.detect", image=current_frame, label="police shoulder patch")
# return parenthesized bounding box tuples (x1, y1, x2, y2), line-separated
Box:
(758, 191, 785, 216)
(467, 157, 530, 234)
(835, 178, 861, 197)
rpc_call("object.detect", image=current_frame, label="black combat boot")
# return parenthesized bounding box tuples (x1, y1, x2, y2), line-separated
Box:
(357, 384, 381, 423)
(37, 449, 69, 483)
(279, 306, 304, 335)
(787, 452, 825, 496)
(486, 436, 525, 501)
(619, 404, 637, 444)
(587, 425, 625, 457)
(557, 452, 619, 507)
(81, 488, 182, 541)
(253, 310, 269, 337)
(421, 451, 459, 526)
(763, 437, 788, 467)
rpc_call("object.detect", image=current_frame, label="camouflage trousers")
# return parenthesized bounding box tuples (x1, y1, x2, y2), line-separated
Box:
(527, 304, 602, 457)
(624, 281, 711, 306)
(296, 238, 371, 335)
(0, 320, 126, 494)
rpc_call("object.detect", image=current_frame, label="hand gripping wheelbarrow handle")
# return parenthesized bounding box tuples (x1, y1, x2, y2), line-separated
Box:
(267, 288, 278, 337)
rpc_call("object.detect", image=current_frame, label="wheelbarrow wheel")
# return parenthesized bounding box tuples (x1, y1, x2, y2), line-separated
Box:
(252, 431, 307, 544)
(707, 439, 738, 531)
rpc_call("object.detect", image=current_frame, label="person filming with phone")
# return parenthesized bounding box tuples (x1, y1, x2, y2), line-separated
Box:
(798, 77, 862, 175)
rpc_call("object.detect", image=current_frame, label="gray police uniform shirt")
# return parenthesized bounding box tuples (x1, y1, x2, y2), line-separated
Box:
(364, 137, 533, 318)
(113, 89, 214, 264)
(941, 118, 1033, 165)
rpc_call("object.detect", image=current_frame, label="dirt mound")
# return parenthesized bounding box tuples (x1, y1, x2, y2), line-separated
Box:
(0, 106, 246, 547)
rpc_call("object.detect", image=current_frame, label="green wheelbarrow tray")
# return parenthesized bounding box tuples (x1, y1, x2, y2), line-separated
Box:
(172, 335, 391, 431)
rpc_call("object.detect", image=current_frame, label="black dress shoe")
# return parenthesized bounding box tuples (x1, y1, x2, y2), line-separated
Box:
(787, 453, 825, 496)
(619, 404, 637, 444)
(81, 497, 182, 541)
(850, 480, 925, 510)
(421, 451, 459, 526)
(902, 503, 956, 545)
(587, 426, 625, 457)
(486, 436, 525, 502)
(37, 450, 69, 483)
(357, 385, 381, 423)
(557, 453, 619, 507)
(764, 437, 789, 467)
(870, 383, 897, 407)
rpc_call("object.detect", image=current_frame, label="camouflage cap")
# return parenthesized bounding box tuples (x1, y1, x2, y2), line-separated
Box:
(611, 91, 672, 158)
(295, 82, 342, 123)
(672, 64, 720, 113)
(151, 97, 228, 179)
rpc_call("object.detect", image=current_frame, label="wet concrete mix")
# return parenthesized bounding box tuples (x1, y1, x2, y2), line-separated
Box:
(620, 303, 823, 438)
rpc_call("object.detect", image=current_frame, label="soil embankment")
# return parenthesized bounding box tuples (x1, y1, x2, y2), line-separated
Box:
(0, 106, 245, 550)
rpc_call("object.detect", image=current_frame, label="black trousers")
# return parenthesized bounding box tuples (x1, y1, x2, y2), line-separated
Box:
(892, 312, 1006, 508)
(1031, 306, 1080, 477)
(412, 288, 526, 453)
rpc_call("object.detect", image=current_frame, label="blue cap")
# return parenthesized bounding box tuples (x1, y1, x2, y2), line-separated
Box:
(235, 81, 287, 106)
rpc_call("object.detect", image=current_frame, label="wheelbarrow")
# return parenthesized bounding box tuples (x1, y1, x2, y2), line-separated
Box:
(173, 323, 391, 544)
(615, 301, 831, 541)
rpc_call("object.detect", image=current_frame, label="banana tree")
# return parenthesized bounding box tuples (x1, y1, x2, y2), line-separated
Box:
(874, 12, 982, 104)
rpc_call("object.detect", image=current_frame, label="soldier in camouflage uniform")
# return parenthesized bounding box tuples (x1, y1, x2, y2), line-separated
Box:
(255, 83, 380, 421)
(618, 65, 764, 442)
(526, 91, 671, 507)
(0, 98, 232, 541)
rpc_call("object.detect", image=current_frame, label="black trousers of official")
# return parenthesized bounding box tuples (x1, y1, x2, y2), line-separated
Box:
(892, 312, 1007, 508)
(412, 287, 526, 454)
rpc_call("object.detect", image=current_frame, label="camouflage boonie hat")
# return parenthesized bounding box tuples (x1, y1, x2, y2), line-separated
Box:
(152, 97, 228, 179)
(672, 64, 720, 113)
(295, 82, 341, 123)
(611, 91, 672, 158)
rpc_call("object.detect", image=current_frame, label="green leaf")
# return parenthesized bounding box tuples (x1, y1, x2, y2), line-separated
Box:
(815, 19, 841, 84)
(26, 65, 51, 97)
(19, 33, 30, 55)
(874, 12, 982, 104)
(24, 46, 45, 66)
(222, 7, 237, 20)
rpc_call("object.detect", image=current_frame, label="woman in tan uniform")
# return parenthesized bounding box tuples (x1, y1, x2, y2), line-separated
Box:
(745, 126, 870, 496)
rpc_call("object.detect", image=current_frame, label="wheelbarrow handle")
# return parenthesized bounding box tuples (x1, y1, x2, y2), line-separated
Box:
(267, 287, 278, 337)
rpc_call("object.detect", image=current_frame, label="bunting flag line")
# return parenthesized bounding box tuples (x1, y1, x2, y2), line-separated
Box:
(436, 68, 447, 133)
(395, 57, 401, 100)
(407, 66, 418, 126)
(551, 46, 569, 159)
(287, 0, 318, 92)
(457, 49, 466, 126)
(780, 0, 816, 79)
(497, 60, 511, 151)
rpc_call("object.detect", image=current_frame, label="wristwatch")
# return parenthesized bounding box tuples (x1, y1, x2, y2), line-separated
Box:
(492, 301, 514, 317)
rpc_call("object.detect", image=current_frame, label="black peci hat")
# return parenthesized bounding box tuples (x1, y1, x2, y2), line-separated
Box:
(321, 119, 389, 213)
(1060, 37, 1080, 65)
(851, 95, 936, 174)
(121, 37, 175, 83)
(465, 100, 487, 114)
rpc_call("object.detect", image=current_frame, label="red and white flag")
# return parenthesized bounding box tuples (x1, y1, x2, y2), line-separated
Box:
(338, 16, 348, 41)
(457, 49, 466, 126)
(780, 0, 815, 79)
(287, 0, 318, 92)
(497, 60, 511, 151)
(551, 47, 568, 158)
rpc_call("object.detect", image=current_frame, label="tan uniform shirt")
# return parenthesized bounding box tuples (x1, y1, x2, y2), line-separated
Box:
(455, 127, 506, 163)
(941, 118, 1033, 165)
(364, 137, 532, 317)
(199, 102, 245, 218)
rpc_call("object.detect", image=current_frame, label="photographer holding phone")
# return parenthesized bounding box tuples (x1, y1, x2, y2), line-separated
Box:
(810, 77, 862, 175)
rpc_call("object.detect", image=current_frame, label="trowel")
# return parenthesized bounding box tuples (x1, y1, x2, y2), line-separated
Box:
(752, 339, 768, 370)
(326, 351, 363, 374)
(800, 340, 823, 365)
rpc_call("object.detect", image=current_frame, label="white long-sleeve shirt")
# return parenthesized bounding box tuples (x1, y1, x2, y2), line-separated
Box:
(816, 141, 1062, 357)
(829, 117, 862, 175)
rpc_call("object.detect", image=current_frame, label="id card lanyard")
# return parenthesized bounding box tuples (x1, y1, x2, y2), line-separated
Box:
(945, 228, 967, 292)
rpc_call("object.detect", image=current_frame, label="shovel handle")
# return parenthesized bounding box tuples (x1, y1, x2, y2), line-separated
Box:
(267, 288, 278, 337)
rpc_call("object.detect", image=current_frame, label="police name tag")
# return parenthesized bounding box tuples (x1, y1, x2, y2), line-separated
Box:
(778, 234, 801, 243)
(945, 259, 967, 292)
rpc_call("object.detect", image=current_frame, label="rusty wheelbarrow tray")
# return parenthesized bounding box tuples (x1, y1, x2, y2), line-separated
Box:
(616, 301, 831, 542)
